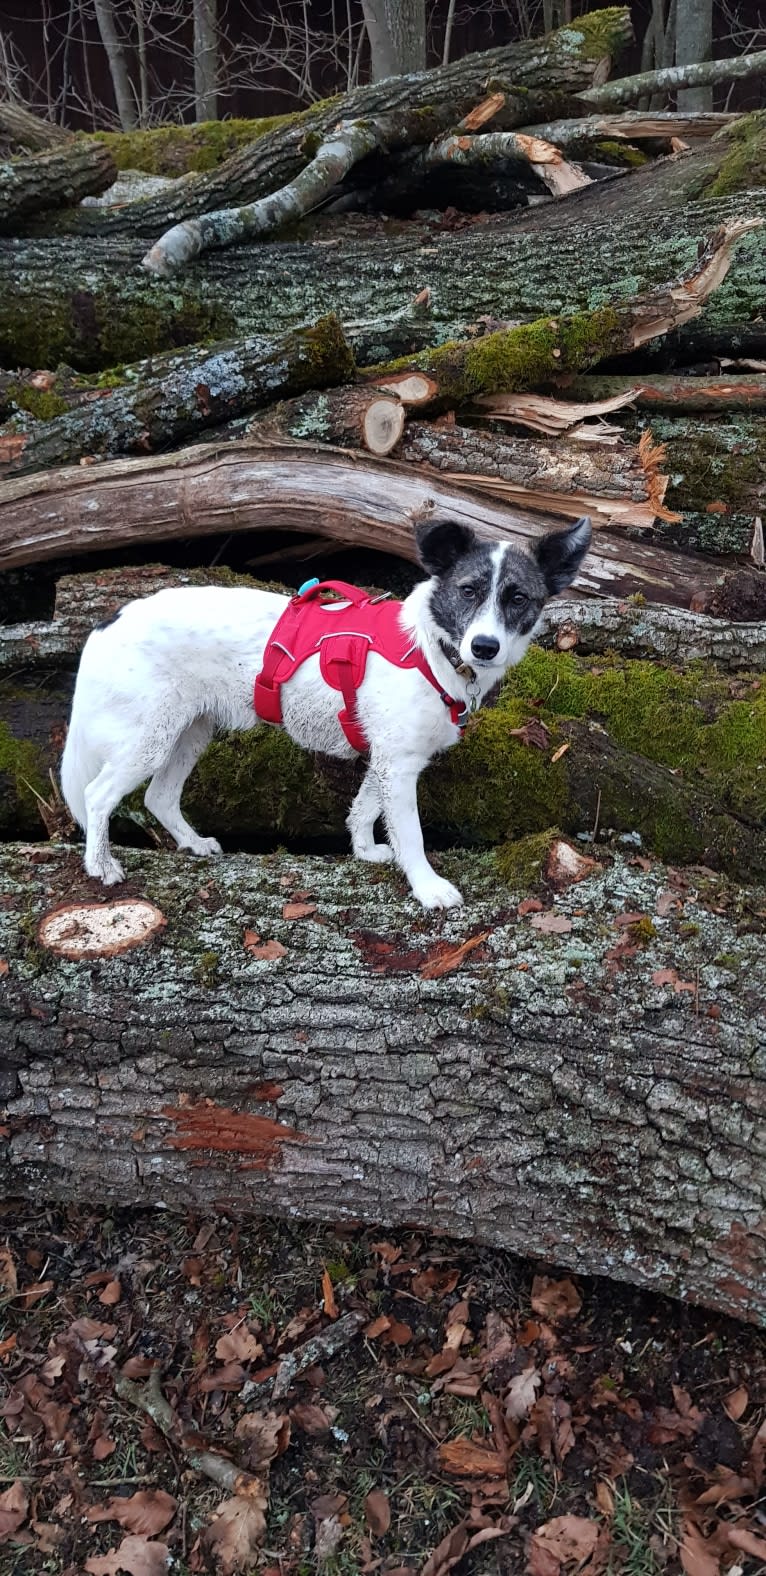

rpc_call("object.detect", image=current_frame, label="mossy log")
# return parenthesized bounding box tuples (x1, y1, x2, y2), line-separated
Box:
(0, 317, 354, 477)
(2, 186, 765, 372)
(39, 8, 631, 240)
(255, 386, 405, 456)
(617, 411, 766, 558)
(559, 373, 766, 413)
(2, 599, 766, 873)
(399, 419, 672, 528)
(0, 140, 116, 230)
(0, 438, 726, 608)
(2, 842, 765, 1324)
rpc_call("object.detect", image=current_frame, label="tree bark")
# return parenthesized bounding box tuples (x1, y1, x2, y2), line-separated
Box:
(2, 844, 765, 1324)
(558, 373, 766, 413)
(579, 47, 766, 111)
(0, 140, 117, 230)
(398, 419, 673, 528)
(674, 0, 713, 112)
(30, 8, 633, 240)
(193, 0, 218, 121)
(0, 438, 727, 606)
(0, 100, 71, 152)
(519, 110, 737, 148)
(3, 180, 763, 372)
(617, 411, 766, 558)
(93, 0, 138, 132)
(0, 319, 355, 478)
(255, 387, 404, 456)
(361, 0, 426, 79)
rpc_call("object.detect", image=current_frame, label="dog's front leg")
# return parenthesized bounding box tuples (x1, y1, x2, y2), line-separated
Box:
(371, 755, 463, 910)
(347, 770, 393, 864)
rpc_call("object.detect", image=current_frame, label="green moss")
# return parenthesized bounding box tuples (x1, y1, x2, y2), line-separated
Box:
(705, 110, 766, 197)
(591, 139, 648, 168)
(495, 828, 560, 886)
(0, 724, 46, 821)
(0, 285, 236, 373)
(561, 7, 631, 60)
(3, 384, 69, 421)
(88, 116, 295, 176)
(195, 951, 220, 987)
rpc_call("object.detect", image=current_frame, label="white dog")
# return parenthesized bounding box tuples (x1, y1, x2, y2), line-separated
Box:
(61, 515, 591, 910)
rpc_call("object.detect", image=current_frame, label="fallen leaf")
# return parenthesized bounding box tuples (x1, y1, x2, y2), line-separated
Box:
(86, 1489, 177, 1537)
(679, 1520, 720, 1576)
(531, 1276, 582, 1321)
(0, 1247, 17, 1296)
(550, 742, 572, 763)
(244, 931, 287, 961)
(544, 840, 595, 889)
(365, 1489, 391, 1537)
(509, 719, 551, 750)
(32, 1519, 66, 1553)
(0, 959, 8, 976)
(365, 1314, 391, 1339)
(385, 1319, 413, 1346)
(411, 1267, 460, 1301)
(290, 1402, 334, 1436)
(421, 1516, 512, 1576)
(233, 1411, 290, 1474)
(595, 1481, 614, 1518)
(437, 1438, 507, 1477)
(727, 1526, 766, 1561)
(0, 1481, 28, 1541)
(505, 1366, 542, 1423)
(518, 898, 543, 916)
(655, 888, 682, 917)
(315, 1513, 344, 1564)
(202, 1493, 268, 1576)
(723, 1385, 748, 1421)
(311, 1493, 348, 1524)
(98, 1278, 122, 1307)
(84, 1534, 170, 1576)
(215, 1325, 263, 1363)
(529, 912, 572, 935)
(420, 931, 490, 980)
(652, 968, 678, 987)
(282, 901, 317, 920)
(322, 1269, 339, 1320)
(529, 1514, 601, 1574)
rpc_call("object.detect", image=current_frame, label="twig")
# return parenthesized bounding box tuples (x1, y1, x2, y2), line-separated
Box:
(115, 1368, 259, 1494)
(272, 1310, 365, 1400)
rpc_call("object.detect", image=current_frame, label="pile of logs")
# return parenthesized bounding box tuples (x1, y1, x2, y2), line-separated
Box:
(2, 9, 766, 1320)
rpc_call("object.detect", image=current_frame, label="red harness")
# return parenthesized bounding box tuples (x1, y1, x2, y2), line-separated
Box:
(253, 580, 464, 754)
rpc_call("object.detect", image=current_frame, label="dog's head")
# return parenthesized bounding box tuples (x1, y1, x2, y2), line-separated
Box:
(414, 515, 591, 675)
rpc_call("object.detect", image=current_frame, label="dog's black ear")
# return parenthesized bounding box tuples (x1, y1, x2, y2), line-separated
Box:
(415, 517, 477, 575)
(535, 517, 592, 595)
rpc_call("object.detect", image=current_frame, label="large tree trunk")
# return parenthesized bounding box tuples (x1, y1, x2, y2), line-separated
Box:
(674, 0, 713, 111)
(30, 9, 632, 242)
(1, 843, 765, 1325)
(2, 185, 762, 371)
(193, 0, 218, 120)
(0, 439, 728, 608)
(93, 0, 138, 132)
(0, 140, 117, 230)
(361, 0, 426, 79)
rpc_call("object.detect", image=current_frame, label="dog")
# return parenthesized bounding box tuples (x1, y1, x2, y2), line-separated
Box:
(61, 514, 591, 909)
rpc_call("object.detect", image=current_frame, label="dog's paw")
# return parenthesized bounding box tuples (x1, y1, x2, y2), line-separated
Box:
(86, 856, 126, 887)
(356, 842, 394, 865)
(412, 874, 464, 910)
(182, 835, 223, 857)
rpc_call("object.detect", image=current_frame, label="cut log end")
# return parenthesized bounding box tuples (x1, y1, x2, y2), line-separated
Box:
(370, 371, 439, 407)
(363, 395, 405, 455)
(37, 898, 166, 960)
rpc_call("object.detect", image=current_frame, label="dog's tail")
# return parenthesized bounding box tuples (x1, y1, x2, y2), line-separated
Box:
(60, 705, 95, 830)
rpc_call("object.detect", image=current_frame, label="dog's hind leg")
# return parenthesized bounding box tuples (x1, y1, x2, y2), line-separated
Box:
(83, 754, 158, 886)
(346, 769, 393, 864)
(144, 717, 221, 856)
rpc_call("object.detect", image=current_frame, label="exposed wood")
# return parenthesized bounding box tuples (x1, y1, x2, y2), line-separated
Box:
(557, 372, 766, 412)
(0, 437, 727, 606)
(2, 844, 766, 1324)
(472, 387, 641, 435)
(0, 140, 117, 229)
(37, 10, 634, 239)
(0, 319, 354, 478)
(579, 48, 766, 111)
(398, 420, 675, 528)
(420, 130, 590, 197)
(519, 110, 739, 147)
(253, 387, 405, 457)
(368, 371, 438, 406)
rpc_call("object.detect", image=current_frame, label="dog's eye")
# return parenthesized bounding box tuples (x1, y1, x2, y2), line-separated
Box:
(460, 584, 477, 601)
(508, 590, 529, 607)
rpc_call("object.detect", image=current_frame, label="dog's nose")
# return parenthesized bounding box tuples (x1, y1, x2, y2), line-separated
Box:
(471, 635, 500, 661)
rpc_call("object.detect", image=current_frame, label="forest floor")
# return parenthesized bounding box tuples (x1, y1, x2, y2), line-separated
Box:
(1, 1204, 766, 1576)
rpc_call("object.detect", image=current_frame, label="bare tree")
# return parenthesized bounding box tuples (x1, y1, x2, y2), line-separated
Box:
(675, 0, 713, 110)
(361, 0, 426, 79)
(193, 0, 217, 120)
(93, 0, 137, 129)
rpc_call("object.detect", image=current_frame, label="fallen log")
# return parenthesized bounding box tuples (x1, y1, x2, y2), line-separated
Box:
(2, 842, 765, 1324)
(398, 419, 674, 528)
(0, 318, 354, 477)
(0, 140, 116, 230)
(0, 437, 728, 606)
(0, 101, 70, 153)
(578, 47, 766, 110)
(519, 110, 739, 148)
(615, 411, 766, 558)
(42, 9, 632, 241)
(557, 372, 766, 412)
(254, 387, 404, 456)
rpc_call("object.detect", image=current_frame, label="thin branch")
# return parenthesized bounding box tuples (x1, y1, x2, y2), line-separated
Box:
(580, 47, 766, 110)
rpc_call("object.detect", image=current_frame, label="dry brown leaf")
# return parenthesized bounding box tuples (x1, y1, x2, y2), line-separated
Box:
(411, 1267, 460, 1301)
(509, 718, 552, 750)
(86, 1490, 177, 1537)
(0, 1481, 28, 1542)
(529, 1514, 601, 1574)
(437, 1438, 506, 1477)
(98, 1278, 122, 1306)
(244, 931, 287, 961)
(322, 1269, 339, 1320)
(529, 912, 573, 935)
(316, 1513, 345, 1564)
(679, 1520, 720, 1576)
(0, 1247, 18, 1296)
(530, 1276, 582, 1321)
(84, 1535, 170, 1576)
(215, 1325, 263, 1364)
(505, 1366, 542, 1423)
(722, 1385, 748, 1421)
(420, 931, 490, 980)
(421, 1516, 511, 1576)
(594, 1481, 614, 1518)
(365, 1489, 391, 1537)
(282, 901, 317, 920)
(727, 1526, 766, 1561)
(233, 1411, 290, 1474)
(364, 1314, 391, 1339)
(202, 1493, 268, 1576)
(289, 1402, 334, 1436)
(385, 1319, 413, 1346)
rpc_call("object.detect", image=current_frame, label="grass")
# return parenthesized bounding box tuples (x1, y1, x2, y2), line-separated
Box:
(608, 1478, 679, 1576)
